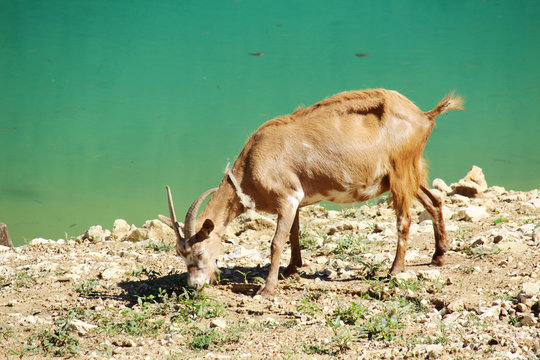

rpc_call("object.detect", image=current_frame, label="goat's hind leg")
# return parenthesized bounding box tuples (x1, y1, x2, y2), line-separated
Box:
(416, 185, 447, 266)
(389, 193, 412, 275)
(283, 209, 302, 278)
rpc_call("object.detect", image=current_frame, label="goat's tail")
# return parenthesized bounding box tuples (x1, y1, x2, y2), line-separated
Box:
(425, 91, 465, 120)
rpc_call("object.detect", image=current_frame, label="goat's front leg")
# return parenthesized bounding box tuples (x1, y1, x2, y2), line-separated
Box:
(283, 209, 302, 277)
(389, 197, 411, 275)
(257, 204, 298, 296)
(417, 185, 447, 266)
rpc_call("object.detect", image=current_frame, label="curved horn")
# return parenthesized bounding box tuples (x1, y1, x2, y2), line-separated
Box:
(184, 187, 218, 238)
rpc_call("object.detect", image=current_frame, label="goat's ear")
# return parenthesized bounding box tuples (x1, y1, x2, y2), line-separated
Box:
(191, 219, 214, 244)
(159, 215, 185, 238)
(159, 215, 174, 229)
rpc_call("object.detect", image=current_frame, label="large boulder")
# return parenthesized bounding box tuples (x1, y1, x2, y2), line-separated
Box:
(451, 165, 488, 197)
(124, 219, 175, 243)
(110, 219, 131, 240)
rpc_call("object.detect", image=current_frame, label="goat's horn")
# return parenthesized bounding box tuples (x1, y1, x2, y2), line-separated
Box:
(184, 187, 218, 239)
(165, 186, 184, 240)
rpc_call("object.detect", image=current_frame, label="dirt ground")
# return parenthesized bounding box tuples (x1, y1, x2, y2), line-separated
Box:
(1, 170, 539, 359)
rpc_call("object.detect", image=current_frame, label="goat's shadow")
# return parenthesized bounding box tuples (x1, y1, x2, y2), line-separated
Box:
(110, 264, 386, 304)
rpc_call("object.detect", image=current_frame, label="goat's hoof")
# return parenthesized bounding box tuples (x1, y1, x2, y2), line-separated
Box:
(389, 265, 404, 276)
(282, 265, 299, 278)
(431, 255, 445, 266)
(255, 285, 276, 297)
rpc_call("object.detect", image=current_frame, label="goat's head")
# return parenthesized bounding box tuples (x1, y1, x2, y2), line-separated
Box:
(160, 186, 219, 290)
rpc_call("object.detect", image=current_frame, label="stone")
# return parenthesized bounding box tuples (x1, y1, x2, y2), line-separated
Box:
(453, 206, 489, 222)
(210, 318, 227, 329)
(519, 313, 537, 326)
(124, 227, 148, 242)
(141, 219, 176, 242)
(451, 165, 488, 197)
(418, 269, 441, 282)
(447, 298, 465, 313)
(68, 319, 97, 335)
(450, 194, 470, 204)
(30, 238, 52, 245)
(0, 222, 14, 248)
(111, 219, 131, 240)
(527, 198, 540, 209)
(479, 306, 500, 321)
(521, 282, 540, 298)
(84, 225, 106, 242)
(432, 178, 452, 194)
(101, 266, 125, 280)
(228, 245, 263, 262)
(533, 226, 540, 243)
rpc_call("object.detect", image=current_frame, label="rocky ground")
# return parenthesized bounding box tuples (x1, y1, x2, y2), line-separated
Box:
(1, 166, 539, 359)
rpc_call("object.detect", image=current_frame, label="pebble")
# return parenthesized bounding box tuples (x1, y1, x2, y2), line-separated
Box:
(210, 318, 227, 329)
(418, 269, 441, 282)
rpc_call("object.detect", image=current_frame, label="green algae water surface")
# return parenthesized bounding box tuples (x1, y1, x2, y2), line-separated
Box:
(1, 1, 539, 246)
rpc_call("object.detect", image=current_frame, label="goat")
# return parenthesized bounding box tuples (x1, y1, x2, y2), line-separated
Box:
(160, 88, 464, 296)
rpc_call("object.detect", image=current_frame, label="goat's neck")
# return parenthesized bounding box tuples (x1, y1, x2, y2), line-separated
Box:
(197, 178, 243, 235)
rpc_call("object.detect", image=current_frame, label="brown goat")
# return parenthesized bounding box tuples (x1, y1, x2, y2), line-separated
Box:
(160, 89, 464, 296)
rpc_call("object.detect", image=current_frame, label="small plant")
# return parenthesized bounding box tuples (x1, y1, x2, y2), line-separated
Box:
(24, 313, 80, 356)
(14, 271, 37, 288)
(334, 301, 367, 325)
(169, 288, 226, 322)
(303, 317, 352, 355)
(146, 240, 174, 253)
(129, 265, 161, 279)
(459, 265, 476, 274)
(326, 316, 352, 353)
(334, 234, 367, 261)
(188, 327, 239, 351)
(339, 207, 358, 218)
(297, 292, 322, 317)
(74, 278, 99, 296)
(493, 217, 509, 225)
(0, 276, 11, 289)
(0, 323, 14, 340)
(299, 227, 322, 251)
(462, 244, 501, 259)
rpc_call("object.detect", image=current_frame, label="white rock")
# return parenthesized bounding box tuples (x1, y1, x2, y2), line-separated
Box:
(101, 267, 125, 280)
(394, 270, 418, 283)
(418, 269, 441, 282)
(443, 312, 461, 325)
(228, 245, 263, 262)
(85, 225, 106, 242)
(30, 238, 52, 245)
(111, 219, 131, 240)
(451, 165, 488, 197)
(141, 219, 176, 242)
(432, 178, 452, 194)
(526, 198, 540, 209)
(450, 194, 470, 204)
(210, 318, 227, 329)
(453, 206, 489, 222)
(521, 282, 540, 298)
(69, 319, 97, 335)
(533, 226, 540, 243)
(479, 306, 500, 321)
(447, 298, 465, 313)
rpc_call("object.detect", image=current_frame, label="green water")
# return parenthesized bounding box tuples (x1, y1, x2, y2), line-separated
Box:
(1, 1, 539, 246)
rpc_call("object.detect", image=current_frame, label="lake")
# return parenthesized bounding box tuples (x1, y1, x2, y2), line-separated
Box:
(1, 0, 539, 246)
